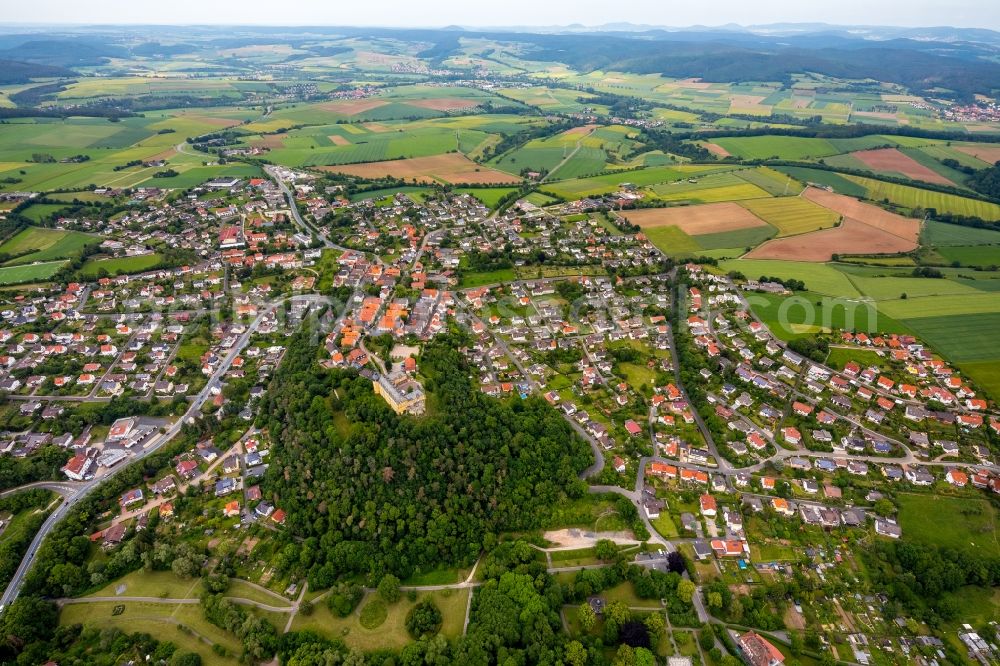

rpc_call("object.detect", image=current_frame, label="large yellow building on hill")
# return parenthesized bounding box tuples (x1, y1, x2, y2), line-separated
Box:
(373, 371, 426, 416)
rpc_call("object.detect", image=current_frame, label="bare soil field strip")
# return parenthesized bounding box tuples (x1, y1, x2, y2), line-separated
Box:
(703, 143, 731, 157)
(851, 148, 955, 186)
(329, 135, 351, 146)
(563, 123, 599, 136)
(407, 98, 482, 111)
(675, 78, 713, 89)
(802, 187, 920, 242)
(621, 202, 770, 235)
(187, 115, 244, 128)
(317, 99, 388, 115)
(321, 153, 520, 185)
(255, 133, 287, 149)
(852, 111, 898, 121)
(729, 94, 767, 106)
(955, 145, 1000, 164)
(744, 217, 917, 261)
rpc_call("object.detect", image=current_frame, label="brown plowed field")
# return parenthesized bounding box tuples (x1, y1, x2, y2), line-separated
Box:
(955, 145, 1000, 164)
(563, 124, 599, 136)
(408, 98, 481, 111)
(850, 148, 955, 186)
(745, 217, 917, 261)
(746, 187, 920, 261)
(802, 187, 919, 242)
(254, 133, 287, 149)
(321, 153, 520, 185)
(703, 143, 731, 157)
(622, 202, 770, 235)
(317, 99, 387, 115)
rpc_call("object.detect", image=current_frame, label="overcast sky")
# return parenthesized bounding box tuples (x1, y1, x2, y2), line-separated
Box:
(3, 0, 999, 30)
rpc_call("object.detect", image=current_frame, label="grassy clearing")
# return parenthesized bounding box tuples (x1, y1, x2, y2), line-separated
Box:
(740, 197, 841, 237)
(957, 360, 1000, 404)
(18, 203, 69, 223)
(937, 245, 1000, 267)
(458, 267, 517, 288)
(736, 166, 805, 196)
(901, 312, 1000, 363)
(693, 225, 777, 250)
(710, 136, 839, 160)
(847, 275, 983, 301)
(542, 164, 730, 200)
(896, 493, 1000, 557)
(825, 347, 890, 371)
(524, 192, 559, 207)
(648, 172, 771, 203)
(454, 187, 517, 208)
(923, 220, 1000, 246)
(80, 253, 163, 277)
(744, 290, 911, 341)
(0, 226, 96, 265)
(402, 567, 464, 587)
(642, 225, 702, 257)
(602, 582, 661, 609)
(877, 292, 1000, 319)
(750, 543, 798, 562)
(719, 260, 861, 297)
(651, 513, 679, 538)
(0, 260, 67, 285)
(59, 600, 242, 664)
(359, 598, 388, 629)
(292, 589, 468, 650)
(89, 570, 202, 599)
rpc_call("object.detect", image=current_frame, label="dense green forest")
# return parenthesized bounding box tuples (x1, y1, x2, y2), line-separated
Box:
(258, 330, 594, 583)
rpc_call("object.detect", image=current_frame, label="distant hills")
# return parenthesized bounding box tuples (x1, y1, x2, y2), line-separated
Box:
(0, 59, 75, 84)
(0, 23, 998, 100)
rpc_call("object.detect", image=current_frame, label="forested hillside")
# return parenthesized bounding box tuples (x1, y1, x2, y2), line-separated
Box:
(259, 332, 594, 582)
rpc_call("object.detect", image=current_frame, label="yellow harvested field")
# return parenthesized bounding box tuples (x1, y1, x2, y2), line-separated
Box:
(739, 196, 841, 237)
(620, 202, 771, 235)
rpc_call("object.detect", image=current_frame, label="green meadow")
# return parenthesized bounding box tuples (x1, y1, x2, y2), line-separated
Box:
(0, 226, 96, 265)
(80, 253, 164, 277)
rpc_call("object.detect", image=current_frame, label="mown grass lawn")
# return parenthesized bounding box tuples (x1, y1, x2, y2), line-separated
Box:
(650, 513, 679, 538)
(0, 259, 68, 285)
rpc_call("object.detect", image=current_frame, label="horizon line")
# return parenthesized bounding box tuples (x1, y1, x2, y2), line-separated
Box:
(0, 20, 997, 32)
